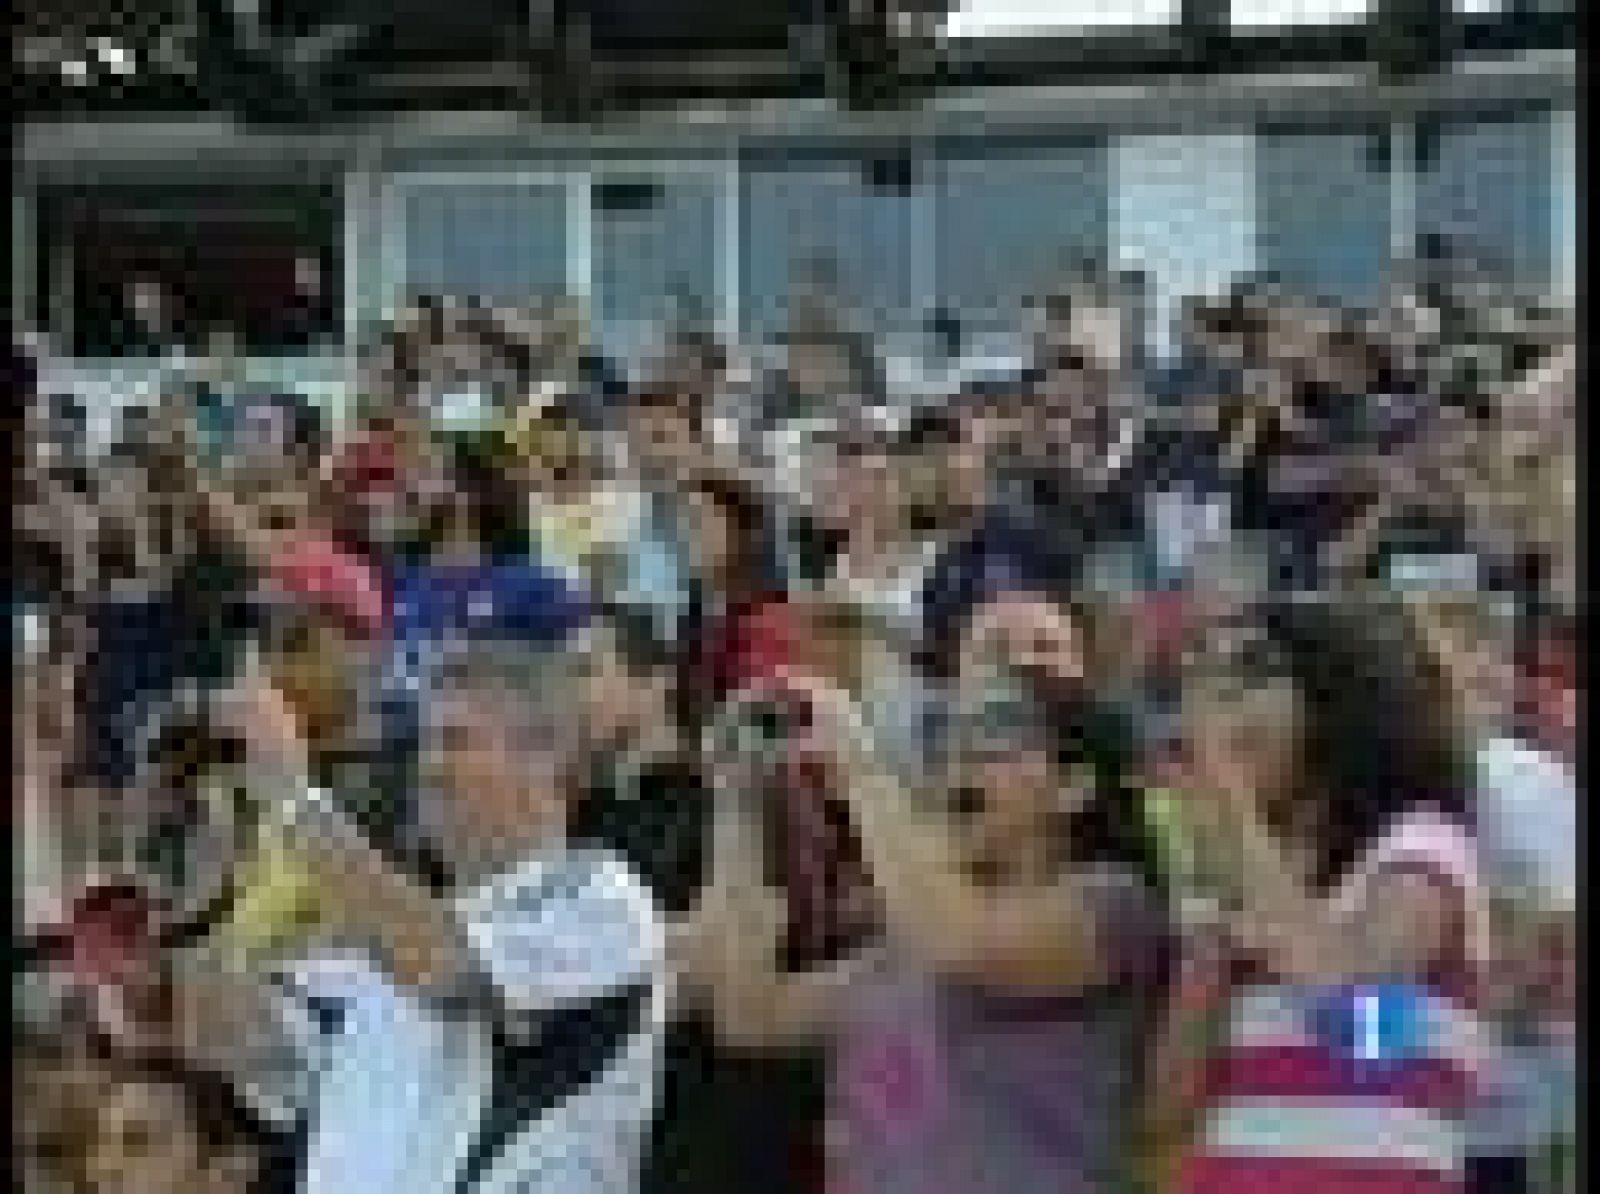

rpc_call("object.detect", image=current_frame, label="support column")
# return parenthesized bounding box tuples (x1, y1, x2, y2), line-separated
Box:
(568, 172, 594, 303)
(1113, 131, 1257, 362)
(1552, 106, 1575, 303)
(1388, 118, 1419, 268)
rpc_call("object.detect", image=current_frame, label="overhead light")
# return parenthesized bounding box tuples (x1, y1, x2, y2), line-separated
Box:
(942, 0, 1180, 38)
(91, 36, 136, 75)
(19, 34, 66, 71)
(1231, 0, 1374, 27)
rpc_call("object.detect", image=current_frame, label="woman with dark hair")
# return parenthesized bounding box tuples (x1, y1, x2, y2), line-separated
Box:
(690, 608, 1170, 1194)
(1155, 596, 1488, 1194)
(678, 470, 800, 730)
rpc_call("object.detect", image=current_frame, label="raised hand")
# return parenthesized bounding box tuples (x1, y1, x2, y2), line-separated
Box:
(213, 657, 311, 780)
(962, 592, 1086, 687)
(680, 879, 786, 991)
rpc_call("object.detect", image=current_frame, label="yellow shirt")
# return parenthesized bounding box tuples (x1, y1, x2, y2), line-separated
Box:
(529, 487, 643, 580)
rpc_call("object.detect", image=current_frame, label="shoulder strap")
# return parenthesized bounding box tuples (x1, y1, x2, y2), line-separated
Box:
(449, 856, 657, 1194)
(1335, 811, 1491, 972)
(452, 981, 652, 1194)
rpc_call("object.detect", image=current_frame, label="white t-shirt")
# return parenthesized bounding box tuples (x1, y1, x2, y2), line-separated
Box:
(1146, 486, 1233, 576)
(1475, 735, 1578, 913)
(273, 847, 666, 1194)
(826, 539, 941, 646)
(1471, 737, 1578, 1152)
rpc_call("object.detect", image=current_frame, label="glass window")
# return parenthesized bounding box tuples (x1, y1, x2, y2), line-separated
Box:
(591, 173, 722, 368)
(741, 155, 927, 341)
(1416, 114, 1554, 288)
(934, 141, 1108, 339)
(1231, 0, 1374, 26)
(1257, 126, 1392, 307)
(400, 180, 568, 308)
(31, 180, 343, 360)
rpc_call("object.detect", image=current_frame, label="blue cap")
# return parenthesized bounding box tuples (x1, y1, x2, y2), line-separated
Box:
(392, 559, 593, 653)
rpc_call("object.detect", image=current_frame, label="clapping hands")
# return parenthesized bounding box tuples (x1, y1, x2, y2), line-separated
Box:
(961, 592, 1087, 688)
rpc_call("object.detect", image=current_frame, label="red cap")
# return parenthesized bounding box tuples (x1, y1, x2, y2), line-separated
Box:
(333, 432, 405, 496)
(266, 534, 390, 640)
(1135, 590, 1195, 666)
(63, 880, 158, 987)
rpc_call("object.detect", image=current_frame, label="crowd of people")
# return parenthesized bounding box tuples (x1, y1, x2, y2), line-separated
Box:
(15, 262, 1578, 1194)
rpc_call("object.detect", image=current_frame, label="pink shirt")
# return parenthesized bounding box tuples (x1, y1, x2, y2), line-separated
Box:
(265, 532, 389, 641)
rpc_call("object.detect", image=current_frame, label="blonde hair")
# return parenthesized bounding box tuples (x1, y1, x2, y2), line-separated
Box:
(1402, 592, 1517, 722)
(507, 405, 592, 477)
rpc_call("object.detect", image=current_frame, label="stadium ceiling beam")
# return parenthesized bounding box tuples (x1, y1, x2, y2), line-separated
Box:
(20, 45, 1575, 180)
(14, 2, 1575, 121)
(1179, 0, 1230, 48)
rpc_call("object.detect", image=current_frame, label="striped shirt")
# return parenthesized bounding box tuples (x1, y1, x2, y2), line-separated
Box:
(1177, 811, 1490, 1194)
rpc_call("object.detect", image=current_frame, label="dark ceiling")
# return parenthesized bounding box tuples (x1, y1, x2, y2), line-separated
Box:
(258, 0, 814, 64)
(14, 2, 1577, 123)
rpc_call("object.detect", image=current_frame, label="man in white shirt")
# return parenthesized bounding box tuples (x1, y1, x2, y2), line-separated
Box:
(1474, 733, 1577, 914)
(1414, 596, 1578, 910)
(1410, 596, 1577, 1187)
(164, 632, 667, 1194)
